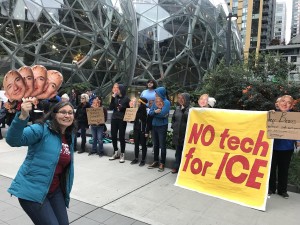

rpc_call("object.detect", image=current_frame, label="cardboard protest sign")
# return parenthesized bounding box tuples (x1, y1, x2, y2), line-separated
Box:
(267, 111, 300, 140)
(175, 108, 273, 211)
(86, 107, 105, 125)
(123, 108, 138, 122)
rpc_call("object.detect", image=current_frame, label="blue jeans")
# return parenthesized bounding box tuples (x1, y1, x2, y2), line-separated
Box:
(18, 188, 69, 225)
(91, 125, 104, 154)
(152, 124, 168, 164)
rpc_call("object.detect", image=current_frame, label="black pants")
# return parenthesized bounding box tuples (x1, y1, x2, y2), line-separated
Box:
(134, 129, 147, 161)
(269, 149, 294, 194)
(173, 145, 183, 170)
(75, 123, 87, 151)
(111, 119, 127, 153)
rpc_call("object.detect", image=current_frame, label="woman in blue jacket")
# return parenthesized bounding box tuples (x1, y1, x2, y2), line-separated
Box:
(147, 87, 170, 172)
(6, 99, 76, 225)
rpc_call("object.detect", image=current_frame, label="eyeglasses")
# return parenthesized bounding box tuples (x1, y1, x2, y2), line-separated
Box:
(57, 111, 74, 116)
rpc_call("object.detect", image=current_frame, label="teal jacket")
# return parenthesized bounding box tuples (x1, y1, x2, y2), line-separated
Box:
(6, 113, 74, 207)
(149, 87, 170, 126)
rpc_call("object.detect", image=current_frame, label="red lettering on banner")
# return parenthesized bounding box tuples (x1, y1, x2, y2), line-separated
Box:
(225, 155, 249, 184)
(227, 136, 240, 150)
(191, 158, 202, 174)
(246, 159, 268, 189)
(219, 129, 268, 157)
(188, 123, 215, 146)
(182, 147, 213, 176)
(183, 147, 195, 171)
(252, 130, 268, 157)
(215, 152, 229, 179)
(201, 125, 215, 146)
(188, 124, 204, 144)
(215, 153, 267, 189)
(240, 137, 254, 153)
(219, 129, 230, 149)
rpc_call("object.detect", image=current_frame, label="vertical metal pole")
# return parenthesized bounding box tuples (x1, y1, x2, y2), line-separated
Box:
(226, 13, 232, 66)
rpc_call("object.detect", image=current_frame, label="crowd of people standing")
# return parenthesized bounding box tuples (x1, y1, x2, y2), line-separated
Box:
(1, 76, 298, 225)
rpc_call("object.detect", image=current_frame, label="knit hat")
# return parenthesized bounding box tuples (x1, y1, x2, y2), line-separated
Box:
(139, 97, 148, 105)
(61, 93, 69, 101)
(208, 97, 216, 108)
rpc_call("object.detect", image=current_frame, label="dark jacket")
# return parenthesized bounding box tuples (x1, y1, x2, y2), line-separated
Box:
(75, 102, 91, 127)
(171, 93, 191, 146)
(134, 104, 147, 132)
(109, 84, 130, 120)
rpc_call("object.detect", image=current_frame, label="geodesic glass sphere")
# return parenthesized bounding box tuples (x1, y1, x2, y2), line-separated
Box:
(0, 0, 136, 95)
(132, 0, 242, 89)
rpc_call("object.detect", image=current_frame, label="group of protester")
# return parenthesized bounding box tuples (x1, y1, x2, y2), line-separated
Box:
(2, 73, 298, 225)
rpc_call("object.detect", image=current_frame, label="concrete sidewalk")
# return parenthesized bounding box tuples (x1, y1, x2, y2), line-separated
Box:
(0, 128, 300, 224)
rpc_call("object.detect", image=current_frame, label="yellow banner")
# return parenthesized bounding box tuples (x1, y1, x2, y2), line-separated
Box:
(175, 108, 273, 211)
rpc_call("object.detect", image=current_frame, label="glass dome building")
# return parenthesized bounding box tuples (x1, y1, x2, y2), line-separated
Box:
(0, 0, 242, 94)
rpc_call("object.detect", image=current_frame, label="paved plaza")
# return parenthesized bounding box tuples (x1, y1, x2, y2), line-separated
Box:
(0, 127, 299, 225)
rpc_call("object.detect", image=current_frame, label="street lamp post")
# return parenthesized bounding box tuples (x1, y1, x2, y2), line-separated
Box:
(226, 12, 237, 66)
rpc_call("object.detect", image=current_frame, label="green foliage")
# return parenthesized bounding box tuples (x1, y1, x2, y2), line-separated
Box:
(166, 130, 175, 150)
(246, 52, 293, 83)
(200, 55, 299, 111)
(288, 152, 300, 190)
(201, 60, 251, 109)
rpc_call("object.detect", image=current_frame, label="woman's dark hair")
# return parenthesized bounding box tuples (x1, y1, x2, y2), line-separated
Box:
(95, 96, 103, 106)
(147, 79, 157, 89)
(37, 102, 77, 140)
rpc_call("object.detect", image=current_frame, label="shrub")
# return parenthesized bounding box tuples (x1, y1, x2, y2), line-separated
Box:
(288, 152, 300, 190)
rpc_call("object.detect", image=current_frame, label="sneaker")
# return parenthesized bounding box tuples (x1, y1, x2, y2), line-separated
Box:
(148, 161, 159, 169)
(119, 153, 125, 163)
(88, 152, 96, 156)
(77, 150, 85, 154)
(279, 192, 289, 199)
(98, 152, 104, 157)
(130, 159, 138, 164)
(171, 168, 178, 174)
(158, 163, 165, 172)
(139, 160, 145, 167)
(109, 151, 120, 160)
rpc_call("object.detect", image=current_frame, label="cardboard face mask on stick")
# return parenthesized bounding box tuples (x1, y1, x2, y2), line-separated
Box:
(18, 66, 34, 98)
(36, 70, 63, 99)
(30, 65, 48, 97)
(3, 70, 26, 101)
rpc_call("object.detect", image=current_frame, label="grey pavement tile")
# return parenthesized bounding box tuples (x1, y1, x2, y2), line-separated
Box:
(0, 205, 24, 222)
(85, 208, 115, 222)
(68, 210, 84, 223)
(68, 201, 98, 215)
(132, 221, 150, 225)
(70, 216, 102, 225)
(103, 214, 136, 225)
(5, 214, 33, 225)
(0, 176, 11, 188)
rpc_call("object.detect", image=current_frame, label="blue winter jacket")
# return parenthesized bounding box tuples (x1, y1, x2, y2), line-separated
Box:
(6, 113, 74, 207)
(149, 87, 170, 126)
